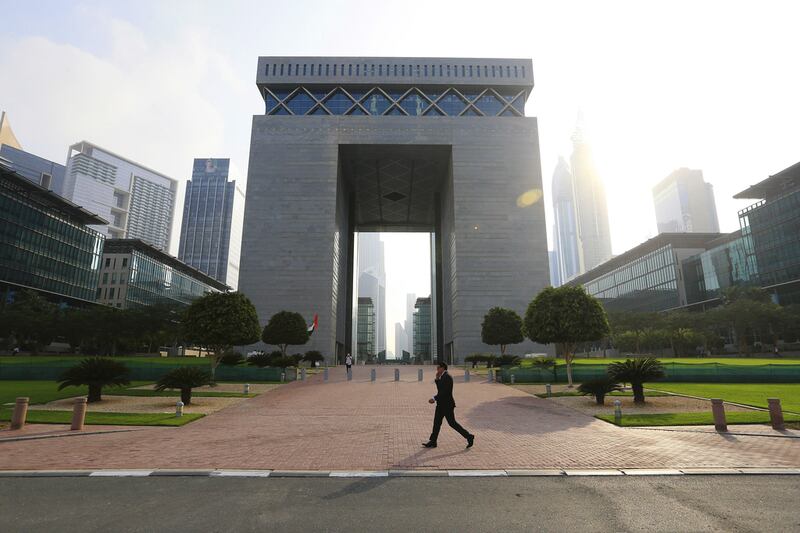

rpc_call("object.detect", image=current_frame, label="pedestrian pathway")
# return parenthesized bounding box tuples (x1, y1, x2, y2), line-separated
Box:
(0, 366, 798, 471)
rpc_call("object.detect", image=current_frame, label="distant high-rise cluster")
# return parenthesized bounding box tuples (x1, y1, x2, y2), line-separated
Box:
(357, 233, 386, 359)
(552, 116, 613, 284)
(653, 168, 720, 234)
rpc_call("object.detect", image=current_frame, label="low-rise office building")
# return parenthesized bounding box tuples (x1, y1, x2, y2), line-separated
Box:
(97, 239, 228, 309)
(0, 144, 66, 195)
(0, 163, 105, 306)
(566, 233, 723, 312)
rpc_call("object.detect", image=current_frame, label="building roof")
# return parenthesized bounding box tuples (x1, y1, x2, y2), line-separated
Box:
(566, 232, 725, 286)
(68, 141, 177, 186)
(733, 161, 800, 199)
(0, 164, 107, 225)
(102, 239, 230, 291)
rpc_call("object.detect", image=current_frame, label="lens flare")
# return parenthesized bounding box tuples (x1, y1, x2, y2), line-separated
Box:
(516, 188, 543, 208)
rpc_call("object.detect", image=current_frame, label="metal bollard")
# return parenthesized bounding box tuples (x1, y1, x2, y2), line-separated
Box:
(324, 367, 329, 382)
(281, 372, 286, 383)
(347, 368, 352, 381)
(488, 369, 494, 383)
(244, 383, 250, 395)
(71, 397, 88, 430)
(300, 368, 306, 381)
(394, 368, 400, 381)
(371, 368, 376, 382)
(768, 398, 785, 430)
(175, 401, 184, 418)
(546, 384, 552, 398)
(711, 398, 727, 432)
(464, 370, 470, 383)
(614, 399, 622, 425)
(418, 369, 423, 381)
(510, 374, 515, 384)
(10, 397, 29, 430)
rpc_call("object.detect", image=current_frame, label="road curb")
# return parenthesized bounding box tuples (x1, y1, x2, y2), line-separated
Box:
(0, 467, 799, 478)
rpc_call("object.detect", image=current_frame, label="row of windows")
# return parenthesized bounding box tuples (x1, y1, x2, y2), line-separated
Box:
(0, 245, 99, 301)
(745, 190, 800, 286)
(265, 86, 525, 117)
(266, 62, 526, 80)
(125, 251, 219, 308)
(584, 246, 676, 297)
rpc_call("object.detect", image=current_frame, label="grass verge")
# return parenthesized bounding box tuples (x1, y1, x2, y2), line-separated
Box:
(534, 390, 670, 398)
(105, 389, 255, 399)
(0, 408, 203, 427)
(0, 381, 152, 406)
(596, 411, 800, 427)
(646, 383, 800, 414)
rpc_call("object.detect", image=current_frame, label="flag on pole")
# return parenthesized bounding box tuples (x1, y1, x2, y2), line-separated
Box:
(307, 313, 318, 334)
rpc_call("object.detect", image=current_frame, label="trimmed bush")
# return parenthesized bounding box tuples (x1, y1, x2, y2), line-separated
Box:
(57, 357, 131, 403)
(155, 367, 215, 404)
(577, 378, 622, 405)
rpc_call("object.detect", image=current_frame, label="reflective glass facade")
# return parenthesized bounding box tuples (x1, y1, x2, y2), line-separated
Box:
(581, 245, 680, 312)
(0, 168, 104, 302)
(682, 234, 756, 305)
(356, 297, 375, 361)
(265, 86, 526, 117)
(413, 297, 432, 360)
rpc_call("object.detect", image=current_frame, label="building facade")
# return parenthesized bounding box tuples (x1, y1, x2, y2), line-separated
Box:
(570, 118, 612, 272)
(62, 141, 178, 251)
(735, 161, 800, 305)
(681, 231, 755, 307)
(567, 233, 723, 312)
(653, 168, 720, 234)
(239, 57, 550, 363)
(551, 156, 582, 282)
(412, 296, 432, 363)
(0, 145, 66, 195)
(0, 164, 105, 306)
(356, 233, 386, 356)
(177, 158, 244, 289)
(356, 296, 375, 362)
(97, 239, 228, 309)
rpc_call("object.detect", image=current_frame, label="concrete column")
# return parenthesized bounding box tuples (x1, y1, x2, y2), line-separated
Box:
(300, 368, 306, 381)
(370, 368, 376, 382)
(418, 369, 423, 381)
(546, 384, 552, 398)
(71, 397, 88, 430)
(244, 383, 250, 395)
(323, 367, 329, 382)
(464, 370, 470, 383)
(711, 398, 727, 432)
(10, 397, 29, 430)
(768, 398, 785, 430)
(488, 370, 494, 383)
(394, 368, 400, 382)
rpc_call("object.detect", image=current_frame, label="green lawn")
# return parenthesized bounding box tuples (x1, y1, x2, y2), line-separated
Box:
(0, 408, 203, 426)
(597, 411, 800, 427)
(516, 357, 800, 367)
(106, 389, 255, 399)
(534, 390, 670, 398)
(0, 381, 152, 406)
(646, 383, 800, 414)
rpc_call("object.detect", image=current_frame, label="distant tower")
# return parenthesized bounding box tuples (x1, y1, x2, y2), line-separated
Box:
(570, 113, 612, 271)
(178, 158, 244, 289)
(552, 156, 582, 282)
(653, 168, 720, 234)
(357, 234, 386, 356)
(405, 292, 417, 356)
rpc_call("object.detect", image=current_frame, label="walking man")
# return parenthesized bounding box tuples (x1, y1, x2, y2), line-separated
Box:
(422, 362, 475, 449)
(345, 353, 353, 377)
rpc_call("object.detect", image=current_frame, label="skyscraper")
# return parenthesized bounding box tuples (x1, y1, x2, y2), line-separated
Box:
(552, 156, 582, 282)
(357, 296, 375, 362)
(394, 322, 406, 361)
(178, 158, 244, 289)
(62, 141, 178, 251)
(357, 233, 386, 356)
(405, 292, 417, 356)
(653, 168, 720, 234)
(413, 296, 432, 363)
(570, 117, 612, 272)
(548, 249, 562, 287)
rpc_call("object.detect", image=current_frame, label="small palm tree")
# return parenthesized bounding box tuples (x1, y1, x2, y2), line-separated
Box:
(577, 378, 622, 405)
(155, 367, 215, 404)
(57, 357, 131, 403)
(607, 357, 665, 404)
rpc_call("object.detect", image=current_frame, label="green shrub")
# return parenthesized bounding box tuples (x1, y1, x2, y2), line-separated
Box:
(57, 357, 131, 403)
(155, 367, 215, 404)
(577, 378, 622, 405)
(607, 357, 666, 404)
(220, 351, 244, 366)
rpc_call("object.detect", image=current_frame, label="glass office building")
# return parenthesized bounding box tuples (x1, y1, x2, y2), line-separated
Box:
(0, 165, 105, 305)
(413, 296, 432, 361)
(567, 233, 722, 312)
(356, 297, 375, 362)
(98, 239, 228, 309)
(178, 158, 244, 289)
(734, 161, 800, 305)
(681, 231, 756, 307)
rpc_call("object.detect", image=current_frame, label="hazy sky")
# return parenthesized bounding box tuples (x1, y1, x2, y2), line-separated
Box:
(1, 1, 798, 347)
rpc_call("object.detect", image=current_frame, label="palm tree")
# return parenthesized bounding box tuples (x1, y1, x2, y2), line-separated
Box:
(607, 358, 665, 404)
(577, 378, 622, 405)
(155, 367, 215, 404)
(57, 357, 131, 403)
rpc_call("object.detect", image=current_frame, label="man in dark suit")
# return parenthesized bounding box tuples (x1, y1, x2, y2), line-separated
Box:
(423, 362, 475, 449)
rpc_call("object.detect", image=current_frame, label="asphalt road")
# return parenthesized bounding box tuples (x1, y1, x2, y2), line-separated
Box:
(2, 476, 798, 532)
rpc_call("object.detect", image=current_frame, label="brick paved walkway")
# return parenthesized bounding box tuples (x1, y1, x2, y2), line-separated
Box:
(1, 366, 798, 471)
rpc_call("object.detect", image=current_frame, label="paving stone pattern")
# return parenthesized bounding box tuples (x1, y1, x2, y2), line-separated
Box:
(1, 367, 798, 471)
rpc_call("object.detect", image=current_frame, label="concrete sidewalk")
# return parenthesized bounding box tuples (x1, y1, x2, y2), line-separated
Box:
(1, 366, 798, 471)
